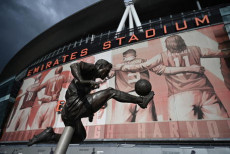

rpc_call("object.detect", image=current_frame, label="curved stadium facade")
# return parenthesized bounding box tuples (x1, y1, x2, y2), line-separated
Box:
(0, 0, 230, 153)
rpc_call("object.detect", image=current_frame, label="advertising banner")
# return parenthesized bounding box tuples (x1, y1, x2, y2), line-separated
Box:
(1, 24, 230, 142)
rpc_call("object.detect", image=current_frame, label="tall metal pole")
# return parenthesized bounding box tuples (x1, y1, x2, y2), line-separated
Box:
(54, 126, 75, 154)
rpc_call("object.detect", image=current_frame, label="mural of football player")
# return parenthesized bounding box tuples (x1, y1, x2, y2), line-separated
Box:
(112, 49, 157, 122)
(113, 48, 206, 122)
(31, 66, 69, 129)
(115, 34, 230, 121)
(7, 74, 42, 131)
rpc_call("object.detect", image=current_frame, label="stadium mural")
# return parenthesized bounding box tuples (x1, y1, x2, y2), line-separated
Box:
(1, 24, 230, 142)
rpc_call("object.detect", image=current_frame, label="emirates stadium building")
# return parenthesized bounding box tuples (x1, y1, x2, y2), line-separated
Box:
(0, 0, 230, 153)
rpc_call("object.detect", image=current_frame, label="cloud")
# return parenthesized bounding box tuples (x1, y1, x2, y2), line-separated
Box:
(0, 0, 98, 75)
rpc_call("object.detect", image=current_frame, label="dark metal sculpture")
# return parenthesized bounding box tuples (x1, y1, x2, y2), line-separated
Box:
(28, 59, 154, 154)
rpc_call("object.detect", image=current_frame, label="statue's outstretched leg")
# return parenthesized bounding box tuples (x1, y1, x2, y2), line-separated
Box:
(61, 88, 154, 125)
(89, 88, 154, 113)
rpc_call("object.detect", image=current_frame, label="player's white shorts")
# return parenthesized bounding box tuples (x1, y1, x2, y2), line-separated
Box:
(7, 108, 31, 131)
(31, 101, 57, 129)
(168, 90, 229, 121)
(112, 91, 156, 123)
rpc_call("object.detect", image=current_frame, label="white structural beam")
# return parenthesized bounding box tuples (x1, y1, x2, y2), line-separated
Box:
(129, 9, 134, 29)
(129, 8, 134, 35)
(196, 0, 202, 10)
(116, 5, 130, 33)
(116, 0, 143, 36)
(129, 2, 143, 31)
(122, 22, 126, 30)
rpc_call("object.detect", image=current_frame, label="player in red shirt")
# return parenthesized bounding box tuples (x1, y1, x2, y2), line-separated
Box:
(31, 66, 68, 129)
(115, 35, 230, 120)
(112, 49, 203, 122)
(112, 49, 157, 122)
(7, 74, 42, 131)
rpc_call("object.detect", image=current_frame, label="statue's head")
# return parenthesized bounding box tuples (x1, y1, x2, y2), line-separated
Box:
(123, 49, 136, 62)
(165, 35, 187, 53)
(95, 59, 112, 79)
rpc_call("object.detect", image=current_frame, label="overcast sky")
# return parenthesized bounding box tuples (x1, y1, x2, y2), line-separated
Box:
(0, 0, 98, 75)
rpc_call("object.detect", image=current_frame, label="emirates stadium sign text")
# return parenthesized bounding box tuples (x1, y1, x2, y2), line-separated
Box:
(27, 15, 212, 77)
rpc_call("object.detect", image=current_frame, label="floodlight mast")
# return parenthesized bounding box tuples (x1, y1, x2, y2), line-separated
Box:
(116, 0, 143, 36)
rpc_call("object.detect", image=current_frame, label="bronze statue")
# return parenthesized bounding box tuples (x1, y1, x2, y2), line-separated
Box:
(28, 59, 154, 147)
